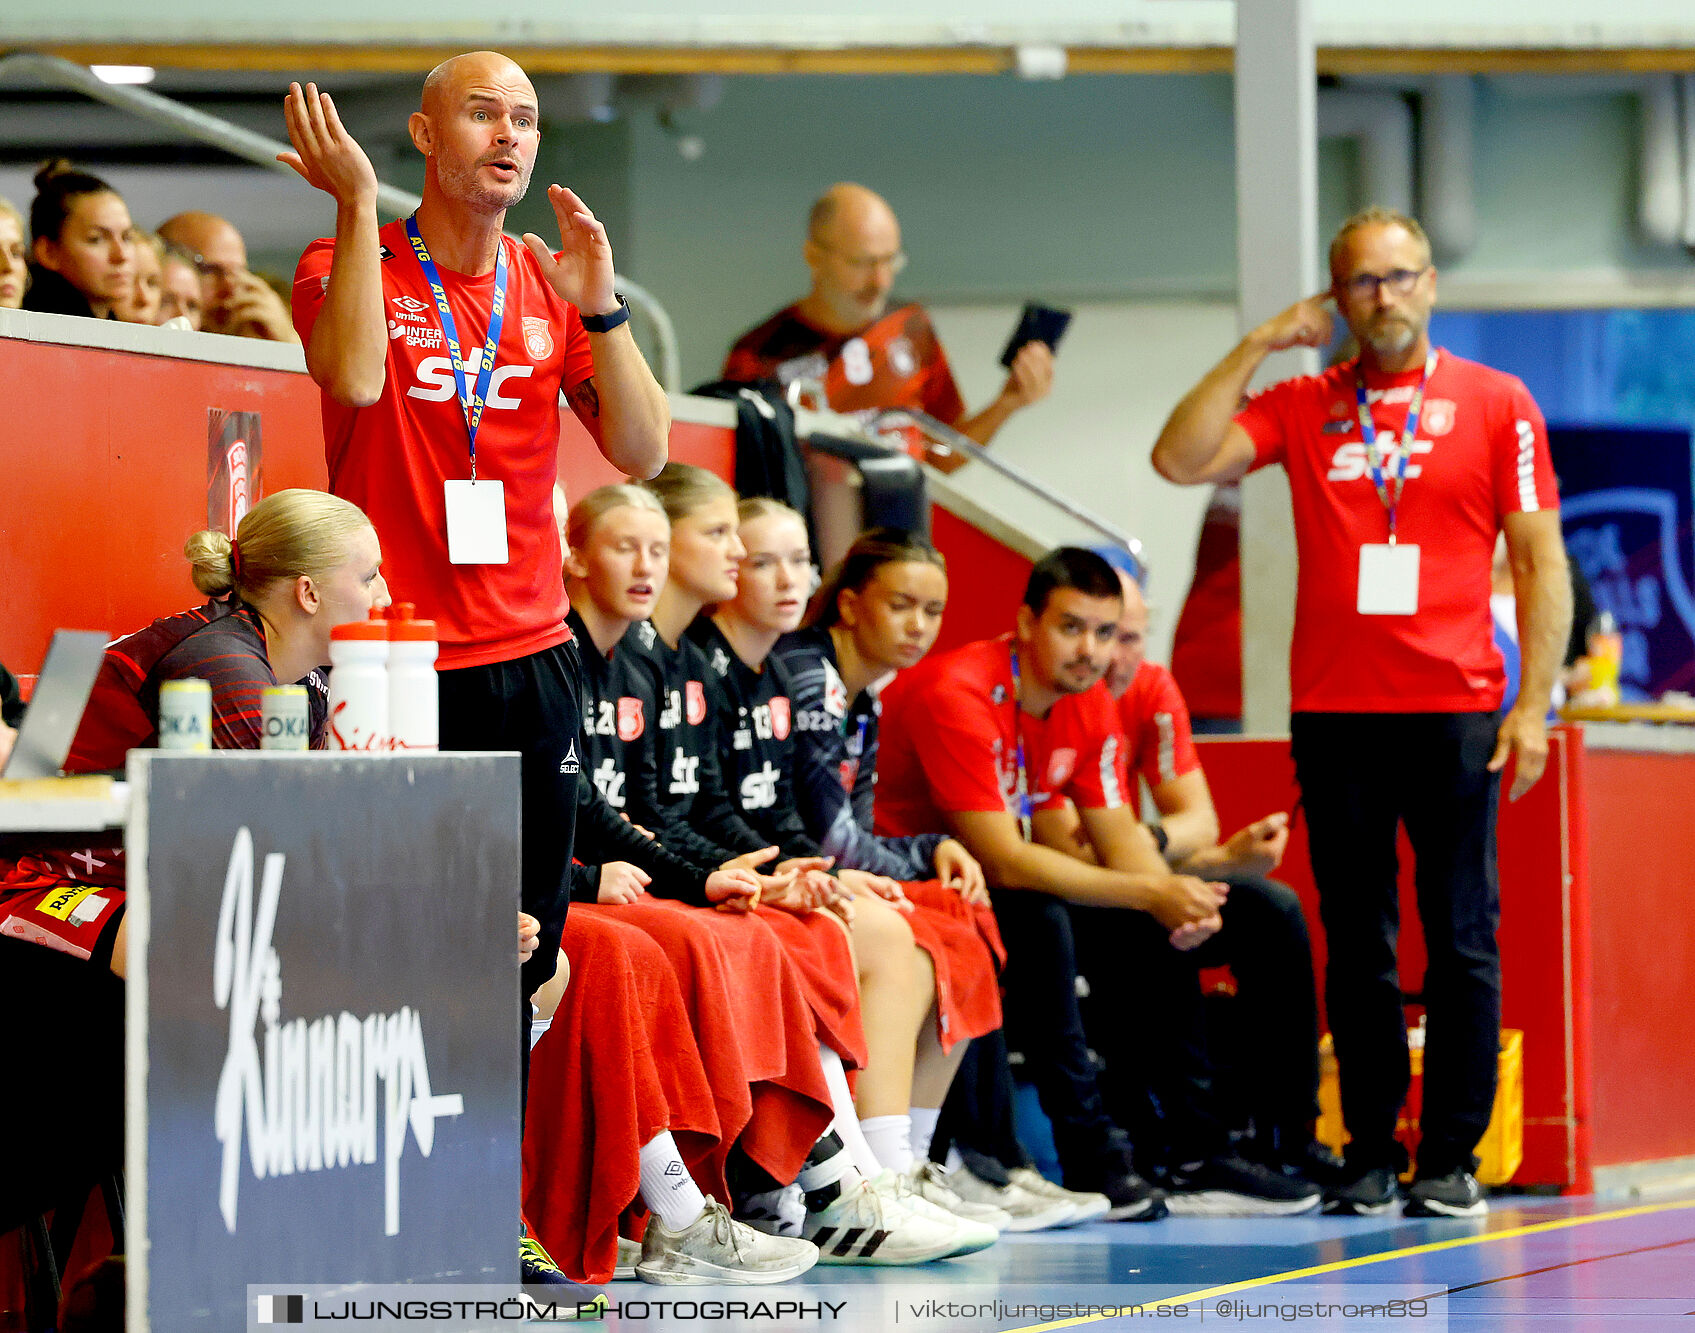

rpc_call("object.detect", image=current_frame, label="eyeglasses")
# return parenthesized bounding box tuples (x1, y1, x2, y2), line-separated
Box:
(1340, 266, 1429, 301)
(814, 241, 907, 277)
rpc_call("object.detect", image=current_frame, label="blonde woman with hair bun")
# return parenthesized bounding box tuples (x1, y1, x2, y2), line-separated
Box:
(0, 490, 387, 998)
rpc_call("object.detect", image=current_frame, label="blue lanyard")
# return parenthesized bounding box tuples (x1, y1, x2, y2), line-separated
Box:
(1007, 648, 1033, 840)
(1353, 348, 1437, 545)
(405, 215, 509, 480)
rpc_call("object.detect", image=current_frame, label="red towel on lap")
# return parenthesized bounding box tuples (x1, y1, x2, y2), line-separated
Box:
(902, 881, 1006, 1052)
(593, 896, 833, 1195)
(754, 905, 868, 1069)
(523, 912, 720, 1284)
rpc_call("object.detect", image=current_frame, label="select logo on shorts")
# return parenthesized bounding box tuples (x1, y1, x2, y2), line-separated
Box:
(256, 1293, 305, 1323)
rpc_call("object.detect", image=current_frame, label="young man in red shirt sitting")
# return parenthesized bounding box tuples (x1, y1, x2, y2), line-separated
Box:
(876, 549, 1320, 1217)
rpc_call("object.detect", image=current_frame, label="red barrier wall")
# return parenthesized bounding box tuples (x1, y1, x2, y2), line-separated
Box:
(1, 338, 328, 676)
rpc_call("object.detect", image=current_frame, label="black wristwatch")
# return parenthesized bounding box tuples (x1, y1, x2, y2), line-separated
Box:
(1149, 824, 1169, 856)
(580, 296, 630, 333)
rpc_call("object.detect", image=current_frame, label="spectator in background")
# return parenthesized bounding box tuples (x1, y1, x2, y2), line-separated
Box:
(721, 183, 1054, 473)
(158, 209, 298, 342)
(0, 196, 27, 309)
(157, 240, 204, 329)
(24, 161, 134, 320)
(118, 230, 165, 325)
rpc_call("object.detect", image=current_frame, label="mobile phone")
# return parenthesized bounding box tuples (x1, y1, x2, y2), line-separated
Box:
(999, 302, 1072, 368)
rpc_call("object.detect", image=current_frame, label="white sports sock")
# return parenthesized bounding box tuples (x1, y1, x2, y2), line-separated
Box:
(528, 1016, 552, 1051)
(817, 1043, 881, 1179)
(638, 1131, 707, 1233)
(861, 1114, 914, 1174)
(909, 1106, 941, 1165)
(945, 1146, 966, 1174)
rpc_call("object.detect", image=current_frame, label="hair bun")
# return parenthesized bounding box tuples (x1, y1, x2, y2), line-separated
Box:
(33, 158, 78, 190)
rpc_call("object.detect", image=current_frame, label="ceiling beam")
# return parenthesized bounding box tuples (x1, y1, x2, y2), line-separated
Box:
(28, 43, 1695, 78)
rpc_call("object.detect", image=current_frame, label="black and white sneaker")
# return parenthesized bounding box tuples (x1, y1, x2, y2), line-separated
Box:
(1403, 1169, 1487, 1218)
(1093, 1170, 1169, 1222)
(1322, 1165, 1401, 1217)
(1164, 1154, 1323, 1216)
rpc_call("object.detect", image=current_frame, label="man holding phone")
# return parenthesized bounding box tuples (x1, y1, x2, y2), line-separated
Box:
(721, 182, 1055, 472)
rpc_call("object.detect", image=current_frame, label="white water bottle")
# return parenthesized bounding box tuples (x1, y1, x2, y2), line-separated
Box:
(327, 612, 391, 751)
(386, 602, 439, 751)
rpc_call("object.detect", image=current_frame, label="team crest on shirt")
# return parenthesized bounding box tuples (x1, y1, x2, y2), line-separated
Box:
(1047, 748, 1077, 788)
(686, 681, 707, 726)
(887, 336, 916, 377)
(991, 684, 1007, 705)
(821, 661, 849, 718)
(1423, 399, 1456, 436)
(617, 697, 645, 741)
(523, 316, 554, 360)
(769, 697, 791, 741)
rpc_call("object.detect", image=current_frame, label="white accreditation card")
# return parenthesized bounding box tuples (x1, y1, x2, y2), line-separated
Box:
(1357, 543, 1420, 615)
(445, 479, 509, 564)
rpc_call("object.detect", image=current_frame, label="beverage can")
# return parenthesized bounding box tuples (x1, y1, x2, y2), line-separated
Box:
(261, 684, 311, 750)
(158, 678, 212, 750)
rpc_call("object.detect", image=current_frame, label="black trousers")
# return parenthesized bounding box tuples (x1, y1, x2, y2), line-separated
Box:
(1290, 710, 1503, 1176)
(1074, 875, 1321, 1168)
(439, 639, 583, 1104)
(981, 888, 1131, 1187)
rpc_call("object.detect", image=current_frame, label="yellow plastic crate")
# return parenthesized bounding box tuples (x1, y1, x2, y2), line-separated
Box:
(1316, 1028, 1523, 1186)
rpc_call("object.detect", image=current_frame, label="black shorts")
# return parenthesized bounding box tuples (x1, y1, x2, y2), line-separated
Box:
(438, 638, 583, 999)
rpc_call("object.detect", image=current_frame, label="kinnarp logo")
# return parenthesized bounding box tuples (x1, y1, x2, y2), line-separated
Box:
(214, 829, 463, 1238)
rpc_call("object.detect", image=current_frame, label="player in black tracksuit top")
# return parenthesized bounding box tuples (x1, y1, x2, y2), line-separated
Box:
(685, 616, 826, 860)
(565, 606, 727, 906)
(620, 617, 814, 869)
(770, 625, 944, 880)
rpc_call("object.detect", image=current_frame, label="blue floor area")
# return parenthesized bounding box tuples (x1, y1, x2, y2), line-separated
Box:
(599, 1191, 1695, 1332)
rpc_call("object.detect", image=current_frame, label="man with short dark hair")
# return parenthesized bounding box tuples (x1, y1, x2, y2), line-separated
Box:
(1153, 205, 1572, 1218)
(876, 548, 1320, 1218)
(721, 182, 1053, 472)
(1065, 565, 1329, 1190)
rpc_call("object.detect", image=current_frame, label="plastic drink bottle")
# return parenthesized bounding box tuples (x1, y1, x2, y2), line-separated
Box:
(386, 602, 439, 751)
(327, 611, 391, 751)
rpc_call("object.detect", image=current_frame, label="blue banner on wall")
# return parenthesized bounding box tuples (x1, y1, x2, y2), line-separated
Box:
(1549, 424, 1695, 700)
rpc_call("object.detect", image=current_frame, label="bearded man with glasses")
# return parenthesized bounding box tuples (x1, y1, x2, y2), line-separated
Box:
(721, 182, 1053, 472)
(1151, 206, 1572, 1221)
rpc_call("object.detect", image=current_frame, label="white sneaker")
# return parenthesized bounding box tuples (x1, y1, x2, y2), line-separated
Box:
(944, 1165, 1077, 1231)
(904, 1161, 1012, 1230)
(1007, 1167, 1114, 1228)
(614, 1236, 642, 1280)
(803, 1179, 965, 1265)
(636, 1198, 819, 1285)
(868, 1169, 998, 1257)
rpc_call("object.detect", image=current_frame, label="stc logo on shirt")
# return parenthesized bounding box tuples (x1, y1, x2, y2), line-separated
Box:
(741, 761, 780, 810)
(405, 348, 534, 408)
(1327, 436, 1434, 484)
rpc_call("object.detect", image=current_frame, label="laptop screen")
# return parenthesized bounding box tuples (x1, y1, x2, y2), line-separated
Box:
(1, 630, 108, 780)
